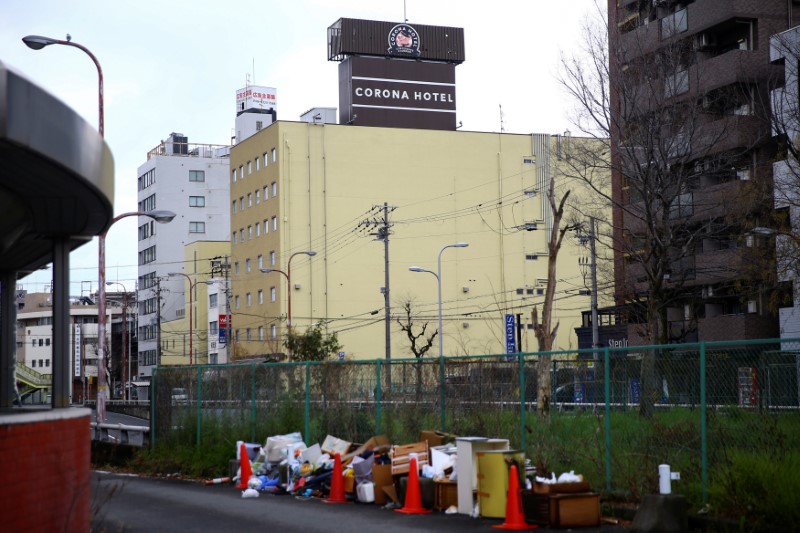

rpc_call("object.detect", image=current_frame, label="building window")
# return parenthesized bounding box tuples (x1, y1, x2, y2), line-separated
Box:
(256, 189, 260, 204)
(258, 289, 263, 304)
(271, 148, 277, 163)
(239, 165, 244, 180)
(138, 221, 154, 241)
(272, 216, 278, 231)
(239, 228, 244, 242)
(209, 293, 218, 307)
(246, 293, 252, 307)
(232, 232, 237, 244)
(239, 197, 244, 211)
(138, 194, 156, 212)
(270, 251, 276, 265)
(525, 254, 539, 261)
(189, 222, 205, 233)
(189, 196, 205, 207)
(232, 168, 237, 182)
(664, 69, 689, 98)
(138, 168, 156, 191)
(248, 226, 253, 240)
(270, 286, 276, 302)
(235, 295, 240, 309)
(235, 329, 240, 342)
(210, 321, 218, 335)
(271, 181, 277, 197)
(263, 219, 269, 235)
(138, 246, 156, 265)
(232, 200, 237, 214)
(264, 152, 269, 168)
(258, 255, 263, 269)
(189, 170, 205, 182)
(270, 324, 277, 339)
(256, 222, 261, 237)
(661, 7, 688, 39)
(247, 161, 252, 175)
(234, 261, 240, 275)
(247, 193, 252, 207)
(246, 328, 252, 341)
(255, 158, 260, 171)
(264, 185, 269, 200)
(246, 258, 251, 272)
(258, 326, 265, 341)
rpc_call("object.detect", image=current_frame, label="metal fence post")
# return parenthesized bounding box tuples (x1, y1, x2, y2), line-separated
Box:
(304, 363, 310, 443)
(700, 341, 708, 504)
(604, 346, 612, 493)
(439, 355, 446, 432)
(196, 365, 202, 447)
(251, 363, 257, 443)
(151, 368, 157, 447)
(376, 360, 382, 435)
(519, 351, 526, 452)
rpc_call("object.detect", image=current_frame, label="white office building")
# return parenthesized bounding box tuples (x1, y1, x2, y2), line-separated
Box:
(136, 133, 231, 377)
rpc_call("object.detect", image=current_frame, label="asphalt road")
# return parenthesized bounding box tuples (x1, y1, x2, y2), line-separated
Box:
(91, 471, 629, 533)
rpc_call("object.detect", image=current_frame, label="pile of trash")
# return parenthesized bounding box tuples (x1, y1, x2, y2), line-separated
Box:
(223, 430, 458, 506)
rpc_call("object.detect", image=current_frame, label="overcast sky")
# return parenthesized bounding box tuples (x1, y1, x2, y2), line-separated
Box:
(3, 0, 598, 296)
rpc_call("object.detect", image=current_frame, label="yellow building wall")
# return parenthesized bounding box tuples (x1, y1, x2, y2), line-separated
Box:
(230, 122, 610, 361)
(160, 240, 231, 365)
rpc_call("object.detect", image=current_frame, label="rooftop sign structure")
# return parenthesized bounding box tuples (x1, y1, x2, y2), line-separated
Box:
(328, 18, 465, 63)
(329, 18, 465, 130)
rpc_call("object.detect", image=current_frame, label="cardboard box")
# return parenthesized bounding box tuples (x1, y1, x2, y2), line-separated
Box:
(522, 491, 601, 528)
(391, 441, 429, 475)
(343, 435, 391, 464)
(533, 480, 591, 495)
(419, 430, 456, 448)
(434, 479, 458, 510)
(321, 435, 351, 457)
(372, 463, 393, 505)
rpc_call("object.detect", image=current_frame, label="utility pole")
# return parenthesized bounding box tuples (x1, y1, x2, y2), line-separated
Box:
(358, 203, 396, 391)
(589, 217, 599, 352)
(155, 278, 163, 366)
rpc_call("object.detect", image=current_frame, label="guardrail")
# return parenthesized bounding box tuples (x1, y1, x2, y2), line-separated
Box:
(91, 422, 150, 447)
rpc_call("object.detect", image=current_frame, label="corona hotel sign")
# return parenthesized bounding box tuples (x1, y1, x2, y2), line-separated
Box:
(328, 18, 465, 130)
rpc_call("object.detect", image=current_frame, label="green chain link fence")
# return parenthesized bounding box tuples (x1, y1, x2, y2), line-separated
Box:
(151, 338, 800, 524)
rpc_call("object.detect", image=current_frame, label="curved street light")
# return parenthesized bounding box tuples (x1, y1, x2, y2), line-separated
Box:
(409, 242, 469, 357)
(96, 210, 175, 423)
(167, 272, 200, 366)
(22, 34, 104, 136)
(259, 250, 316, 361)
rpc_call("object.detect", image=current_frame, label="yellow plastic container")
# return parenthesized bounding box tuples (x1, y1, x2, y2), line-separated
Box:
(476, 449, 525, 518)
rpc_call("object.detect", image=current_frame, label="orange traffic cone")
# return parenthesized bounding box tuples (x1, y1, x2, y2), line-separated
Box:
(493, 464, 536, 530)
(323, 452, 349, 504)
(395, 455, 432, 515)
(236, 442, 254, 490)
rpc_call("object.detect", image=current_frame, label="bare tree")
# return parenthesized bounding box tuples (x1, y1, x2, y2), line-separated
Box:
(559, 3, 775, 416)
(396, 300, 437, 402)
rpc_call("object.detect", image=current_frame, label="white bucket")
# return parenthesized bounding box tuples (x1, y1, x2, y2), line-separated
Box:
(356, 482, 375, 503)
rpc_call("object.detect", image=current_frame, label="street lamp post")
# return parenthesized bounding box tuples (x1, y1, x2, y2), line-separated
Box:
(260, 250, 316, 362)
(409, 242, 469, 357)
(96, 210, 175, 424)
(168, 272, 202, 366)
(22, 34, 104, 136)
(106, 282, 129, 401)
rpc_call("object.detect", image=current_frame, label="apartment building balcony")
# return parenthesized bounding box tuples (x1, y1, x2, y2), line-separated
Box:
(694, 247, 742, 285)
(692, 50, 781, 94)
(618, 0, 785, 60)
(698, 312, 778, 341)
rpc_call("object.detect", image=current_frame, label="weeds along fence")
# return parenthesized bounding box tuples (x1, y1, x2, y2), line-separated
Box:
(152, 338, 800, 520)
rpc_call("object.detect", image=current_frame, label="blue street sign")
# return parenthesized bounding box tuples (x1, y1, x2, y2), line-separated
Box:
(219, 328, 227, 345)
(505, 314, 516, 355)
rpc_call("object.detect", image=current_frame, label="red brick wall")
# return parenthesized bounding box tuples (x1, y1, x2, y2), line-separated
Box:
(0, 410, 91, 531)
